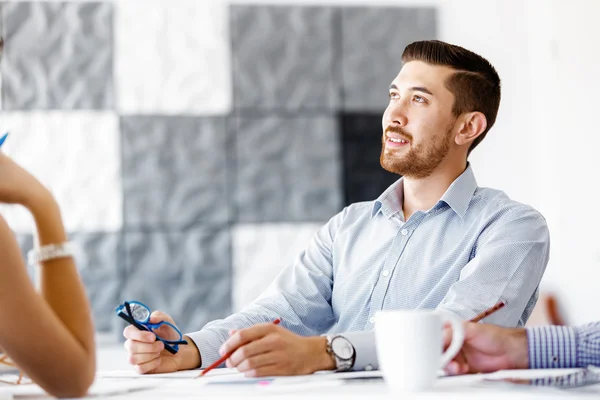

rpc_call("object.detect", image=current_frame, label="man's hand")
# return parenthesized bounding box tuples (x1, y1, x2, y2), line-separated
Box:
(123, 311, 200, 374)
(443, 322, 529, 375)
(220, 323, 335, 377)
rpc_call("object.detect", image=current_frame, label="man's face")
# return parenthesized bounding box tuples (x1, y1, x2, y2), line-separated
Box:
(381, 61, 459, 178)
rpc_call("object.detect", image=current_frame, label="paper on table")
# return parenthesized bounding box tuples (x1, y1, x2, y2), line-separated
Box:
(197, 369, 383, 386)
(98, 367, 241, 379)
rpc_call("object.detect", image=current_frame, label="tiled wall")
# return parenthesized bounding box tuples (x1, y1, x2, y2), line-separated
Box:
(0, 2, 436, 335)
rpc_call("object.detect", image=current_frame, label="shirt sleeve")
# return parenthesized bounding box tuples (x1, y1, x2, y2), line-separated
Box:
(185, 209, 348, 368)
(436, 207, 550, 327)
(527, 323, 600, 368)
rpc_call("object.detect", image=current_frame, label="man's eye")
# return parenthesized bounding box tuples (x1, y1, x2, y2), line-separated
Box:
(413, 95, 426, 103)
(389, 92, 399, 100)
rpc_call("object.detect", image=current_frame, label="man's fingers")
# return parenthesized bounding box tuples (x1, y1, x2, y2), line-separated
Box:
(227, 336, 272, 368)
(128, 352, 162, 366)
(148, 310, 176, 325)
(235, 352, 279, 373)
(220, 324, 278, 356)
(243, 363, 287, 378)
(444, 350, 469, 375)
(124, 339, 164, 354)
(123, 325, 156, 342)
(134, 358, 162, 374)
(445, 361, 460, 375)
(442, 324, 453, 349)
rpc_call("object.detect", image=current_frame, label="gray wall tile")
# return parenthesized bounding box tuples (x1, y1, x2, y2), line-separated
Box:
(233, 114, 342, 222)
(14, 233, 34, 277)
(1, 2, 113, 110)
(122, 116, 229, 229)
(122, 227, 231, 333)
(72, 233, 123, 332)
(2, 2, 113, 110)
(231, 6, 338, 111)
(341, 7, 437, 112)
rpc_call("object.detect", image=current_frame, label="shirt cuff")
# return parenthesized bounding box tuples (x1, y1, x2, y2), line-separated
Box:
(185, 329, 226, 369)
(342, 330, 378, 371)
(526, 325, 577, 369)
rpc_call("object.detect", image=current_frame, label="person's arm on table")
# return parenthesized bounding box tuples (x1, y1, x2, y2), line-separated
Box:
(443, 322, 600, 374)
(124, 209, 351, 376)
(527, 322, 600, 369)
(0, 154, 96, 397)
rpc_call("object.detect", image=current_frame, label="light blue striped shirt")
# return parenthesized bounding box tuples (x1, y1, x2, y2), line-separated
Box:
(527, 323, 600, 368)
(188, 165, 550, 370)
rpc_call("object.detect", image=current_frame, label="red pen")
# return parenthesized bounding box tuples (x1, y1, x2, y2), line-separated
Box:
(197, 318, 281, 378)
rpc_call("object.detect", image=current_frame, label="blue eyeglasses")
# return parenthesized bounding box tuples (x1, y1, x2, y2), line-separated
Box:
(115, 301, 188, 354)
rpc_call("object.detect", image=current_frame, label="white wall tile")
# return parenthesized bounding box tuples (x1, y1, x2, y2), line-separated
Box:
(0, 112, 122, 233)
(115, 1, 232, 115)
(232, 223, 321, 311)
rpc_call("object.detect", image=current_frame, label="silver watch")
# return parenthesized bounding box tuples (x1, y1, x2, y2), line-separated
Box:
(326, 335, 355, 371)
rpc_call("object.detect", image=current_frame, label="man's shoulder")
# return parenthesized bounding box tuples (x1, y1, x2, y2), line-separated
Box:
(331, 200, 377, 224)
(471, 186, 547, 226)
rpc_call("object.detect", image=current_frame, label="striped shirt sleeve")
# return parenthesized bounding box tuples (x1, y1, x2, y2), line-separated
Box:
(526, 322, 600, 368)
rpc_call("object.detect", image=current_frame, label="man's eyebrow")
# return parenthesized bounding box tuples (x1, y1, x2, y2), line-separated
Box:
(388, 84, 434, 96)
(410, 86, 434, 96)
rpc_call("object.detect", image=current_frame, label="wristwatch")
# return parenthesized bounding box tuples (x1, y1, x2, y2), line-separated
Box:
(326, 335, 356, 371)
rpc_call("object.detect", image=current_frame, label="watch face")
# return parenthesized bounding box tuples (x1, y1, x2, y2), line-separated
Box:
(332, 337, 354, 361)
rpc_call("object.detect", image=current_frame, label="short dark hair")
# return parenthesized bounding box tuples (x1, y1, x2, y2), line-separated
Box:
(401, 40, 501, 155)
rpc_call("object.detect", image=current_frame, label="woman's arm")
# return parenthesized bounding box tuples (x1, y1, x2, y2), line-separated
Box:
(0, 154, 95, 397)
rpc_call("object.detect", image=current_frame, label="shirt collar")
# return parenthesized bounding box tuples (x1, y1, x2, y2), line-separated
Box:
(371, 164, 478, 220)
(371, 177, 404, 219)
(438, 164, 478, 219)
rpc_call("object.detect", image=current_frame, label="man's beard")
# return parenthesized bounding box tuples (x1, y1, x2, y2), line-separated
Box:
(380, 125, 454, 179)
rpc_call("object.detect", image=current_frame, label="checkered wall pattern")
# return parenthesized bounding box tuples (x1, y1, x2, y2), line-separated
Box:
(0, 2, 436, 334)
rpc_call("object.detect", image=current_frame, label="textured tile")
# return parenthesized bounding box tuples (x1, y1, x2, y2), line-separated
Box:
(231, 6, 337, 111)
(341, 7, 437, 112)
(122, 116, 228, 229)
(115, 1, 231, 114)
(122, 227, 231, 333)
(341, 113, 400, 205)
(1, 2, 113, 110)
(72, 233, 123, 332)
(0, 112, 122, 233)
(232, 223, 321, 311)
(11, 232, 121, 332)
(233, 114, 342, 222)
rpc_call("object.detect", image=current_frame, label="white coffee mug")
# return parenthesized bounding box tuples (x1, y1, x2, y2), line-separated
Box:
(375, 310, 465, 392)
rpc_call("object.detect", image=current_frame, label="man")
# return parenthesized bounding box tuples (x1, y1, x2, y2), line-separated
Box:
(443, 322, 600, 374)
(123, 40, 550, 377)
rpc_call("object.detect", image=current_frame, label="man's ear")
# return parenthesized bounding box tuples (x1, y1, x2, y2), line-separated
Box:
(455, 112, 487, 147)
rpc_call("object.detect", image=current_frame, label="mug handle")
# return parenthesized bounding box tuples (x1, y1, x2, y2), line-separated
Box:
(439, 316, 465, 368)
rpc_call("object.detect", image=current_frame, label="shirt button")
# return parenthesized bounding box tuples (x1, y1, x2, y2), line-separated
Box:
(401, 229, 409, 236)
(365, 364, 373, 371)
(369, 316, 376, 324)
(382, 270, 390, 277)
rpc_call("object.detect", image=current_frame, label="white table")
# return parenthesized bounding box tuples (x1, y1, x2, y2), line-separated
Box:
(3, 368, 599, 399)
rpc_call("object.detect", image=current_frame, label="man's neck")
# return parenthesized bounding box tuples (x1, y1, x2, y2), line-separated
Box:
(402, 161, 467, 220)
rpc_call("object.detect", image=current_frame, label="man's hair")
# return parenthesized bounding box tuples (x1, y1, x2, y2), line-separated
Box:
(401, 40, 501, 155)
